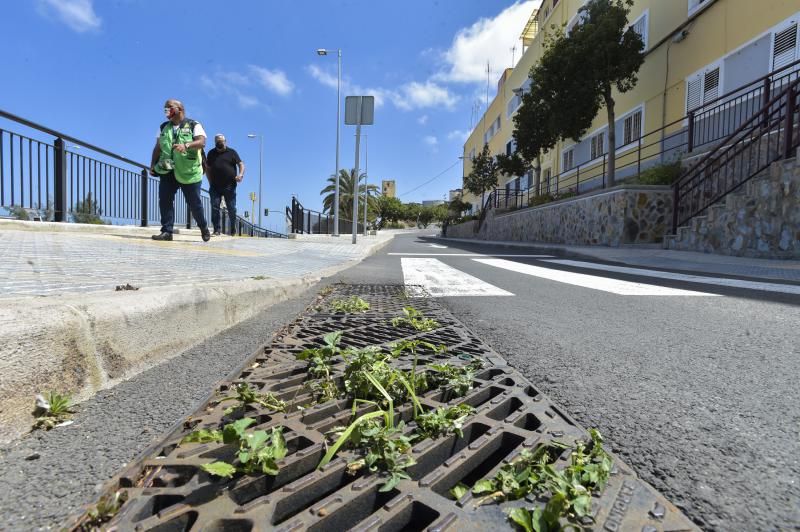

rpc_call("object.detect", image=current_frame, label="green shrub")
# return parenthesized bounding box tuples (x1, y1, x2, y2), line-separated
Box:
(72, 193, 104, 224)
(631, 160, 682, 185)
(7, 205, 29, 220)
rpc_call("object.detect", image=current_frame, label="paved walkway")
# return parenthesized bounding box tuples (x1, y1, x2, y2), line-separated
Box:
(440, 237, 800, 283)
(0, 221, 397, 298)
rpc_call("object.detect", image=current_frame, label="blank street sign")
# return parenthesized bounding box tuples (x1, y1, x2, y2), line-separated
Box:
(345, 96, 374, 125)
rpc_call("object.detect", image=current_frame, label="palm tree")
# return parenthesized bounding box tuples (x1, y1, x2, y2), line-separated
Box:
(320, 168, 379, 222)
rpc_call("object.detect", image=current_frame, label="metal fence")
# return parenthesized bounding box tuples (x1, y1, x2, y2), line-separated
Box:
(286, 197, 363, 235)
(0, 109, 284, 237)
(485, 58, 800, 210)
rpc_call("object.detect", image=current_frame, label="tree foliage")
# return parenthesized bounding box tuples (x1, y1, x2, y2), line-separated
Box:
(463, 144, 498, 203)
(374, 195, 404, 229)
(513, 0, 644, 187)
(72, 193, 104, 224)
(320, 169, 379, 222)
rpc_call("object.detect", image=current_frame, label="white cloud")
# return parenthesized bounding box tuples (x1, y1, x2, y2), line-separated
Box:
(395, 81, 458, 111)
(249, 66, 294, 96)
(423, 136, 439, 152)
(37, 0, 101, 32)
(447, 130, 471, 142)
(437, 1, 537, 84)
(418, 115, 429, 125)
(201, 65, 294, 109)
(308, 66, 458, 111)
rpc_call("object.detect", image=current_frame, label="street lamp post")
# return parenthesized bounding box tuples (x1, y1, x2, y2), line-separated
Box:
(316, 48, 342, 236)
(247, 133, 263, 227)
(362, 134, 368, 236)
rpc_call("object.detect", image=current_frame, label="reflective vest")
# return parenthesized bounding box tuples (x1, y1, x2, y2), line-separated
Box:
(155, 118, 203, 184)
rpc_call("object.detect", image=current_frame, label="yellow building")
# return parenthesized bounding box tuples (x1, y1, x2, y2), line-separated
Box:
(462, 0, 800, 210)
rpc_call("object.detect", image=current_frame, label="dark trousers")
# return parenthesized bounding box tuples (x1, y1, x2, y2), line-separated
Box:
(158, 171, 207, 234)
(209, 183, 237, 234)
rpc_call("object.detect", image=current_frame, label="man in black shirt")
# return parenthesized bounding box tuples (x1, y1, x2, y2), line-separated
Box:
(206, 134, 245, 235)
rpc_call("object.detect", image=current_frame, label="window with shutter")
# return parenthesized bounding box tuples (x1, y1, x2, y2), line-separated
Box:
(773, 23, 798, 71)
(590, 132, 605, 159)
(562, 149, 574, 171)
(623, 110, 642, 146)
(703, 68, 720, 104)
(630, 12, 647, 48)
(688, 0, 710, 16)
(543, 168, 552, 192)
(686, 75, 702, 112)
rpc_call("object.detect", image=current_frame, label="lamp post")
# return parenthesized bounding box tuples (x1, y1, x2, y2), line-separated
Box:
(363, 134, 368, 236)
(316, 48, 342, 236)
(246, 133, 263, 227)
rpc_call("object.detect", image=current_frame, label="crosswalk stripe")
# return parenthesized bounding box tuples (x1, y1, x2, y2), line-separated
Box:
(543, 259, 800, 296)
(389, 253, 554, 257)
(428, 244, 448, 248)
(401, 258, 514, 297)
(474, 258, 717, 296)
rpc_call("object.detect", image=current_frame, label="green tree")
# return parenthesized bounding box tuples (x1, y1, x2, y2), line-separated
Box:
(401, 202, 422, 223)
(417, 206, 435, 228)
(72, 193, 104, 224)
(514, 0, 644, 188)
(320, 169, 379, 222)
(463, 144, 498, 209)
(374, 195, 404, 229)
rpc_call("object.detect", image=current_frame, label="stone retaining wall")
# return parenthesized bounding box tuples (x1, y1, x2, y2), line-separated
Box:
(447, 186, 672, 246)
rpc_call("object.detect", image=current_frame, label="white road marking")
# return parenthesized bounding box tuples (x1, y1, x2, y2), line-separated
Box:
(474, 258, 717, 296)
(389, 253, 554, 258)
(428, 244, 448, 248)
(543, 259, 800, 296)
(401, 258, 514, 297)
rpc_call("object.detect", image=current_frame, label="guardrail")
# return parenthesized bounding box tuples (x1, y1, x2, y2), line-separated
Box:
(494, 58, 800, 206)
(287, 197, 363, 235)
(0, 108, 285, 237)
(673, 76, 800, 232)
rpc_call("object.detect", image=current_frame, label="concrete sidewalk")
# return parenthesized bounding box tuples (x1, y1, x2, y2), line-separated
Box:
(440, 236, 800, 283)
(0, 220, 399, 442)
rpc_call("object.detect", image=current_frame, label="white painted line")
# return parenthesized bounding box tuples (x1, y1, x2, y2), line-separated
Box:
(543, 259, 800, 296)
(428, 244, 448, 248)
(389, 253, 554, 258)
(474, 258, 717, 296)
(401, 258, 514, 297)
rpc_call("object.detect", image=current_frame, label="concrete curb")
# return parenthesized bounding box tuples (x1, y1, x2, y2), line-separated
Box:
(0, 233, 396, 444)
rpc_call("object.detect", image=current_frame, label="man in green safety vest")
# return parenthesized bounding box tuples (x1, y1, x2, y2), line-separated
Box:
(149, 99, 211, 242)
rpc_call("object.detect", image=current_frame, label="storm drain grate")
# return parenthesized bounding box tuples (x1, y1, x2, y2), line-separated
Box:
(70, 284, 697, 531)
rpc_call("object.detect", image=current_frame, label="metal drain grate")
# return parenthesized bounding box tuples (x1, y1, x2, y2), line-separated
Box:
(70, 284, 697, 531)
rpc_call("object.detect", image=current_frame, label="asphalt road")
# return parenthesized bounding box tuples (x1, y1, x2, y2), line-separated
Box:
(1, 231, 797, 530)
(332, 232, 800, 531)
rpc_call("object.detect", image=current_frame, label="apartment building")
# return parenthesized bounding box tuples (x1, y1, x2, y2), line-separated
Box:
(462, 0, 800, 211)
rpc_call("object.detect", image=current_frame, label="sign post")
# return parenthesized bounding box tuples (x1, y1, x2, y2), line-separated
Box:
(345, 96, 374, 244)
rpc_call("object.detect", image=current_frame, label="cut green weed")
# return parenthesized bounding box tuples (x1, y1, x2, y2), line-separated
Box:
(77, 490, 128, 531)
(467, 429, 612, 530)
(195, 418, 288, 479)
(413, 404, 474, 441)
(329, 296, 370, 313)
(428, 359, 484, 401)
(32, 391, 74, 431)
(219, 382, 286, 415)
(391, 306, 440, 332)
(297, 331, 344, 404)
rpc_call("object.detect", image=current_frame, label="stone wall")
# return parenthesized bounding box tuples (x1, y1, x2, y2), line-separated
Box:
(447, 186, 672, 246)
(666, 156, 800, 258)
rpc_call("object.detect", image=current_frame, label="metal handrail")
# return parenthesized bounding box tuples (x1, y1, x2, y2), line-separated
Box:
(501, 59, 800, 202)
(672, 76, 800, 232)
(0, 109, 286, 237)
(288, 197, 362, 234)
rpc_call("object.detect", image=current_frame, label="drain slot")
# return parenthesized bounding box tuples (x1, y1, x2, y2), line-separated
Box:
(306, 487, 400, 532)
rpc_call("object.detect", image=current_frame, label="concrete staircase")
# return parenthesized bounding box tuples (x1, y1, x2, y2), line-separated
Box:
(664, 154, 800, 258)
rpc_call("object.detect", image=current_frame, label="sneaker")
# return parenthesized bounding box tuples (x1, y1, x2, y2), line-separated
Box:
(201, 228, 211, 242)
(152, 232, 173, 241)
(212, 231, 221, 237)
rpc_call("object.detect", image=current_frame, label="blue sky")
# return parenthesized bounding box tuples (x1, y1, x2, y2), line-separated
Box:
(0, 0, 537, 232)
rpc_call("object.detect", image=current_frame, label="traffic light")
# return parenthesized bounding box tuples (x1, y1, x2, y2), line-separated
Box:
(244, 211, 249, 219)
(264, 208, 269, 217)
